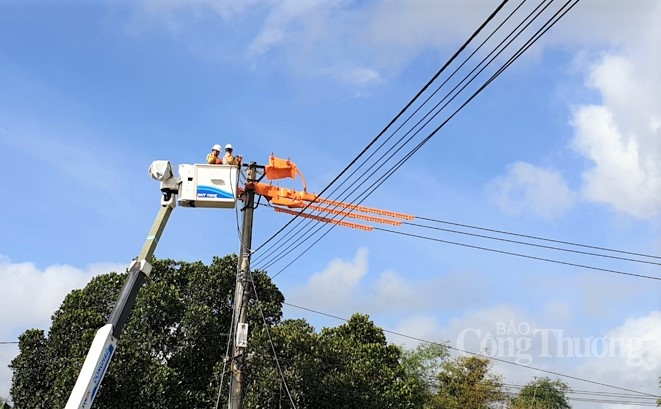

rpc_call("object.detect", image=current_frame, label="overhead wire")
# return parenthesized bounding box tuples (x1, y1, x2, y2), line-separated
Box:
(415, 215, 661, 261)
(264, 3, 661, 282)
(215, 166, 264, 409)
(251, 0, 514, 265)
(283, 301, 661, 400)
(228, 0, 660, 404)
(263, 203, 661, 281)
(247, 270, 297, 409)
(401, 220, 661, 266)
(503, 383, 660, 406)
(258, 0, 587, 277)
(251, 0, 524, 268)
(251, 0, 577, 271)
(255, 0, 552, 268)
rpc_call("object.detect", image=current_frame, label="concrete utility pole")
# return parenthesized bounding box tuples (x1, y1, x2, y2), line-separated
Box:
(228, 163, 257, 409)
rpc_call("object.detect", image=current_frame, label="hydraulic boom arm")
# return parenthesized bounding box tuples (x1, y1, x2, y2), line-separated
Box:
(64, 195, 175, 409)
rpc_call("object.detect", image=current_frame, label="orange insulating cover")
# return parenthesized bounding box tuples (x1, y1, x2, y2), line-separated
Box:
(265, 155, 297, 181)
(313, 197, 415, 220)
(274, 207, 373, 231)
(306, 204, 403, 226)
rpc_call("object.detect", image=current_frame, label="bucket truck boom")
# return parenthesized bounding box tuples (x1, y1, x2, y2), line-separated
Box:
(65, 161, 239, 409)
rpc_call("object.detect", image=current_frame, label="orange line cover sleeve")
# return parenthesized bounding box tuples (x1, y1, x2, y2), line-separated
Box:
(273, 207, 373, 231)
(306, 204, 402, 226)
(312, 197, 415, 220)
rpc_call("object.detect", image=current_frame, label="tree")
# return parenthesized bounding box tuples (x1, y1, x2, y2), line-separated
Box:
(399, 342, 449, 407)
(10, 256, 434, 409)
(7, 330, 48, 408)
(10, 255, 283, 409)
(429, 355, 506, 409)
(244, 313, 430, 409)
(243, 318, 319, 408)
(509, 377, 571, 409)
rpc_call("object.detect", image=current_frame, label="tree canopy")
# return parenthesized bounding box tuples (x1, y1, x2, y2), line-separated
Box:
(9, 256, 434, 409)
(9, 255, 574, 409)
(10, 256, 282, 409)
(428, 355, 506, 409)
(509, 377, 571, 409)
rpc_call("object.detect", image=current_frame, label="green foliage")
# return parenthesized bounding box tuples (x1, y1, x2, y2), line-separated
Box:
(8, 253, 582, 409)
(9, 255, 283, 409)
(400, 341, 450, 397)
(313, 314, 427, 409)
(7, 330, 48, 409)
(9, 256, 437, 409)
(244, 319, 318, 408)
(245, 313, 429, 409)
(509, 377, 571, 409)
(429, 355, 505, 409)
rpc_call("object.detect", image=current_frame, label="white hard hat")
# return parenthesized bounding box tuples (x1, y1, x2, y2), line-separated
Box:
(225, 144, 233, 150)
(212, 144, 222, 151)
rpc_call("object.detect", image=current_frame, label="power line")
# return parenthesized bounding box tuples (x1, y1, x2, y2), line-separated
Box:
(253, 0, 584, 276)
(415, 215, 661, 261)
(251, 0, 514, 264)
(247, 271, 297, 409)
(403, 221, 661, 267)
(503, 383, 660, 406)
(256, 0, 559, 269)
(373, 226, 661, 281)
(283, 301, 661, 399)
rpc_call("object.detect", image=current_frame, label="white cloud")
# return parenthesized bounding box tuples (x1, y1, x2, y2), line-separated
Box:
(389, 315, 443, 349)
(320, 64, 382, 88)
(561, 0, 661, 220)
(487, 162, 575, 220)
(127, 0, 661, 94)
(388, 305, 661, 409)
(367, 0, 494, 48)
(570, 53, 661, 218)
(576, 311, 661, 407)
(374, 270, 416, 303)
(288, 247, 368, 311)
(248, 0, 337, 56)
(0, 256, 125, 400)
(547, 0, 661, 48)
(137, 0, 262, 20)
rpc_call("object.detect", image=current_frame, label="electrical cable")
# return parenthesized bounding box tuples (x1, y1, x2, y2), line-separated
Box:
(264, 203, 661, 281)
(252, 0, 529, 268)
(415, 215, 661, 260)
(260, 0, 586, 277)
(373, 226, 661, 280)
(215, 167, 262, 409)
(251, 0, 513, 256)
(253, 0, 543, 267)
(283, 301, 661, 399)
(252, 0, 528, 268)
(401, 220, 661, 266)
(253, 0, 581, 273)
(247, 271, 298, 409)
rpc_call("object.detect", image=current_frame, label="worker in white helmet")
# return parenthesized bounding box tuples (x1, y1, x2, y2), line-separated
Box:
(206, 144, 223, 164)
(222, 143, 241, 166)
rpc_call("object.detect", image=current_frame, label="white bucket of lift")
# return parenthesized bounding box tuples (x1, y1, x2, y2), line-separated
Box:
(178, 164, 239, 208)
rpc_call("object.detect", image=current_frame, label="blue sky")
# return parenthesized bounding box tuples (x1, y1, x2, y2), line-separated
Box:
(1, 0, 660, 407)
